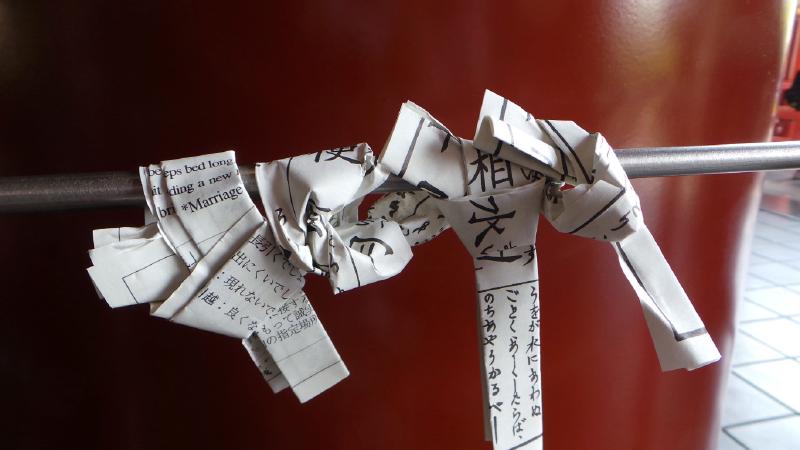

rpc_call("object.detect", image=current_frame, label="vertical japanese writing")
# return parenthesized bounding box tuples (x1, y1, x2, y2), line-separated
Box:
(528, 283, 542, 419)
(478, 280, 540, 448)
(506, 289, 524, 438)
(483, 292, 503, 434)
(256, 296, 319, 345)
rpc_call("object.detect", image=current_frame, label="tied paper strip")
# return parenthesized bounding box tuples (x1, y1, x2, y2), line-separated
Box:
(87, 145, 449, 403)
(436, 184, 544, 449)
(378, 90, 720, 450)
(139, 151, 259, 269)
(87, 223, 188, 307)
(474, 91, 720, 371)
(249, 143, 448, 397)
(255, 143, 416, 293)
(89, 152, 349, 402)
(86, 91, 720, 447)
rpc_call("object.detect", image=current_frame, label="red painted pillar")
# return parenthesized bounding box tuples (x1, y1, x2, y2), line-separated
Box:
(0, 2, 792, 449)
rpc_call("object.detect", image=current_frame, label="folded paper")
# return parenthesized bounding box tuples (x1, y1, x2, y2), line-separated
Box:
(376, 90, 720, 450)
(88, 224, 188, 307)
(255, 143, 414, 293)
(91, 152, 349, 401)
(86, 90, 719, 450)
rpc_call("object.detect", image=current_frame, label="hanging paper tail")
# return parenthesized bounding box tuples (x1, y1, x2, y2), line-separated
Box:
(614, 228, 721, 371)
(247, 298, 350, 403)
(243, 333, 290, 393)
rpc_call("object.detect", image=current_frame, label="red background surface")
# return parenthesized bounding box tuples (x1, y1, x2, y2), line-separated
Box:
(0, 2, 792, 449)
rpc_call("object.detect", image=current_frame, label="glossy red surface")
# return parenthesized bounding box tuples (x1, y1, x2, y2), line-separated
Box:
(0, 2, 790, 449)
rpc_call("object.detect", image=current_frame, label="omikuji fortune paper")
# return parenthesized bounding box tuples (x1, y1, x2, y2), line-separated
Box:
(87, 90, 720, 450)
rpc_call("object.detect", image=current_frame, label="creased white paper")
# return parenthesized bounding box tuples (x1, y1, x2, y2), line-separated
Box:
(251, 143, 454, 399)
(91, 151, 349, 401)
(87, 224, 188, 307)
(86, 91, 719, 443)
(255, 143, 414, 293)
(139, 151, 257, 268)
(376, 90, 720, 450)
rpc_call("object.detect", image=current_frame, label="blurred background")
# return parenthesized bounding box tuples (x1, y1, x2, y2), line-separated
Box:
(0, 2, 798, 449)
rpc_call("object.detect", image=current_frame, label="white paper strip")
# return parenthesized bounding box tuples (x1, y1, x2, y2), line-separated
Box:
(255, 143, 413, 293)
(92, 151, 351, 400)
(140, 151, 256, 268)
(85, 91, 719, 436)
(87, 227, 188, 307)
(376, 89, 720, 450)
(437, 182, 545, 449)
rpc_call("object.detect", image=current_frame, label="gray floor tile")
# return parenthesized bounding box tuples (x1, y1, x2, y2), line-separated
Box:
(755, 224, 800, 243)
(722, 207, 800, 449)
(752, 236, 774, 247)
(748, 253, 775, 266)
(782, 223, 800, 234)
(717, 431, 746, 450)
(748, 263, 800, 286)
(721, 374, 792, 425)
(747, 276, 775, 290)
(749, 254, 774, 266)
(784, 259, 800, 271)
(732, 331, 785, 365)
(740, 319, 800, 357)
(757, 211, 799, 228)
(783, 223, 800, 234)
(758, 209, 800, 223)
(762, 171, 796, 181)
(734, 359, 800, 412)
(750, 241, 800, 262)
(745, 287, 800, 316)
(726, 415, 800, 450)
(738, 299, 780, 322)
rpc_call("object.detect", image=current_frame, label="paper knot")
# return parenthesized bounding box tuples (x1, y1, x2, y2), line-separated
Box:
(256, 143, 417, 293)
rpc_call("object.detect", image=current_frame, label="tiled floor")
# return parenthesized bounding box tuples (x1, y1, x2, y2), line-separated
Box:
(718, 208, 800, 450)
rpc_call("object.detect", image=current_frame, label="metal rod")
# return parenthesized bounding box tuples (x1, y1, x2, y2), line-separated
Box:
(2, 141, 799, 213)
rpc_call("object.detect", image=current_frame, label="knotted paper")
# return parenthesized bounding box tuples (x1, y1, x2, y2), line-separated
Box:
(86, 91, 719, 449)
(255, 143, 414, 293)
(90, 152, 347, 401)
(377, 90, 720, 450)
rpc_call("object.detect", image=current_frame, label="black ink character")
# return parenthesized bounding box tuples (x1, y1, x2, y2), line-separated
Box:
(275, 208, 288, 225)
(477, 243, 523, 263)
(224, 307, 239, 319)
(305, 198, 332, 237)
(426, 121, 463, 152)
(199, 289, 219, 306)
(468, 196, 516, 247)
(523, 245, 535, 266)
(412, 220, 430, 234)
(416, 181, 448, 199)
(610, 205, 641, 232)
(314, 145, 361, 164)
(349, 236, 394, 256)
(388, 200, 400, 217)
(467, 151, 514, 192)
(519, 166, 543, 182)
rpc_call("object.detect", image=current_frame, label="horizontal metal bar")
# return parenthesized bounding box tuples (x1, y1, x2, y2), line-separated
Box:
(619, 141, 800, 178)
(2, 141, 799, 213)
